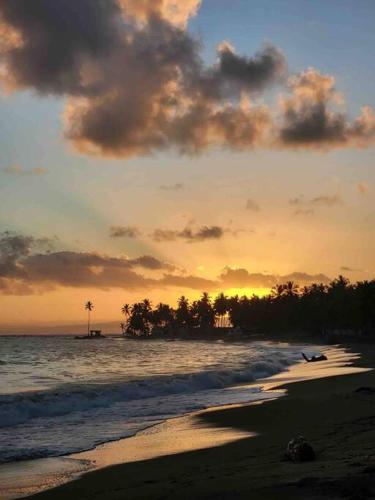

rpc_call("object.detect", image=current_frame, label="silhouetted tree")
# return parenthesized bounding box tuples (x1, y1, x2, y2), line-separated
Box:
(151, 303, 174, 331)
(127, 301, 152, 336)
(191, 292, 216, 329)
(121, 277, 375, 339)
(85, 301, 93, 336)
(121, 303, 130, 335)
(176, 296, 192, 328)
(214, 293, 229, 327)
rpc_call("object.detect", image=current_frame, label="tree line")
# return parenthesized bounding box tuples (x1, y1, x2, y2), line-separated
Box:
(120, 276, 375, 338)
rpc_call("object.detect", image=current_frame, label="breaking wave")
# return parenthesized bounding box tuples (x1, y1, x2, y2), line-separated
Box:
(0, 355, 295, 429)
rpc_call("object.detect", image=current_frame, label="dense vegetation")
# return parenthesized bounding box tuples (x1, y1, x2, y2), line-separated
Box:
(120, 276, 375, 338)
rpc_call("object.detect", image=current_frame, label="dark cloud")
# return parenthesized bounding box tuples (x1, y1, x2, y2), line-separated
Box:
(279, 69, 375, 148)
(132, 255, 175, 271)
(109, 225, 142, 238)
(3, 165, 48, 176)
(214, 42, 287, 95)
(0, 0, 121, 94)
(0, 0, 280, 157)
(1, 4, 373, 156)
(0, 231, 53, 279)
(0, 231, 176, 293)
(0, 231, 332, 295)
(245, 198, 260, 211)
(151, 225, 225, 242)
(159, 182, 185, 191)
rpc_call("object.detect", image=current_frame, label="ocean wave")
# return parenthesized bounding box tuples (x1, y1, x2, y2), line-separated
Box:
(0, 353, 297, 428)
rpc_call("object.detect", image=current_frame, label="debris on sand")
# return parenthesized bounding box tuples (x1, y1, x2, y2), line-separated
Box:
(286, 435, 315, 463)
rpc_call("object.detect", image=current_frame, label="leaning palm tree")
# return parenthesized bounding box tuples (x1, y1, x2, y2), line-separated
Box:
(85, 301, 94, 336)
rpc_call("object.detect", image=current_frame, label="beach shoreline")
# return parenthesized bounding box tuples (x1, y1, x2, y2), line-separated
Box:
(3, 342, 371, 500)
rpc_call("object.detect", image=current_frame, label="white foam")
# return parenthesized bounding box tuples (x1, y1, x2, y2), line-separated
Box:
(0, 355, 294, 428)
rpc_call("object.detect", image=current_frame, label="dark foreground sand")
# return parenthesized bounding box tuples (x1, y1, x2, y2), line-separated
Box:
(32, 344, 375, 500)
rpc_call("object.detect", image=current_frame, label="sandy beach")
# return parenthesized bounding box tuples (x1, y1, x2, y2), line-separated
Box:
(12, 342, 371, 500)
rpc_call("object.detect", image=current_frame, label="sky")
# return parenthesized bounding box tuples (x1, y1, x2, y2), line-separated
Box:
(0, 0, 374, 329)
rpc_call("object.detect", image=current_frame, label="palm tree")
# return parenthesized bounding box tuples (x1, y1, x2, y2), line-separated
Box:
(214, 293, 228, 327)
(85, 301, 94, 336)
(121, 303, 130, 335)
(192, 292, 215, 329)
(285, 281, 299, 297)
(176, 296, 191, 327)
(271, 283, 286, 299)
(121, 303, 130, 317)
(127, 302, 150, 336)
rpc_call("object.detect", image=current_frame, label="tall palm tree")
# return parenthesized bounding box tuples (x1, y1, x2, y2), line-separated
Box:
(121, 303, 130, 335)
(85, 301, 94, 336)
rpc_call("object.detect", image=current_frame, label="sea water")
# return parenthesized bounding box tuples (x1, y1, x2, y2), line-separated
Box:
(0, 336, 310, 463)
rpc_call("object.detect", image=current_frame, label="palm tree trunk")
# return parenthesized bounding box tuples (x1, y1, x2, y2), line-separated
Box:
(88, 310, 90, 336)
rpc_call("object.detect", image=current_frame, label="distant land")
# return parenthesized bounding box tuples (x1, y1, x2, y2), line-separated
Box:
(0, 320, 122, 335)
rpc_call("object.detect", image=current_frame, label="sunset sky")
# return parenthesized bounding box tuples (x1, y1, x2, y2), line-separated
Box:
(0, 0, 374, 329)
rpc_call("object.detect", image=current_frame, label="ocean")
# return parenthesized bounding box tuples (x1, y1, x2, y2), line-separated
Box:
(0, 336, 310, 464)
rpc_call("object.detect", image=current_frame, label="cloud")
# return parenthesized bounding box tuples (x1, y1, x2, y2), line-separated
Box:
(3, 165, 48, 176)
(119, 0, 201, 27)
(159, 182, 185, 191)
(0, 231, 177, 294)
(0, 231, 332, 295)
(340, 266, 363, 272)
(0, 0, 280, 158)
(1, 3, 373, 157)
(151, 225, 225, 242)
(107, 222, 248, 243)
(159, 273, 217, 290)
(290, 194, 342, 210)
(131, 255, 175, 271)
(214, 42, 287, 95)
(245, 198, 260, 211)
(310, 195, 342, 207)
(278, 68, 375, 149)
(357, 182, 368, 196)
(219, 267, 331, 289)
(294, 208, 314, 216)
(219, 268, 277, 288)
(282, 272, 331, 284)
(109, 225, 142, 238)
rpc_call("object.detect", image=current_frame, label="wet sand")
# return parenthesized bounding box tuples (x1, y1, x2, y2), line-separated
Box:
(3, 343, 374, 499)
